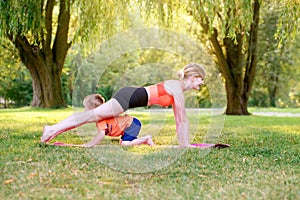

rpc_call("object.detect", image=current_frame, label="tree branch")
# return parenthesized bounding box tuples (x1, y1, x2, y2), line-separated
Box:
(200, 16, 232, 84)
(52, 0, 71, 70)
(44, 0, 55, 58)
(244, 0, 260, 96)
(216, 11, 223, 22)
(14, 35, 35, 68)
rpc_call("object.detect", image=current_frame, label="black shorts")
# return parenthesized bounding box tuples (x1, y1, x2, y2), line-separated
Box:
(112, 87, 148, 111)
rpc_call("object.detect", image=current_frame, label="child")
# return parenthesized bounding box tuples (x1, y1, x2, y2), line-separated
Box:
(46, 94, 154, 147)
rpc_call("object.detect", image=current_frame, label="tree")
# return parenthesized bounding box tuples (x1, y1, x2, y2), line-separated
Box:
(0, 0, 130, 108)
(192, 0, 299, 114)
(190, 0, 260, 115)
(142, 0, 300, 114)
(253, 4, 299, 107)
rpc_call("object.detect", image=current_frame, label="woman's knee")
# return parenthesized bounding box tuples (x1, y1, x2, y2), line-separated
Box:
(84, 110, 101, 123)
(93, 99, 124, 119)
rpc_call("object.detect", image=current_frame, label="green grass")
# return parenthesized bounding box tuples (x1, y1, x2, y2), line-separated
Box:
(1, 107, 299, 199)
(249, 107, 300, 114)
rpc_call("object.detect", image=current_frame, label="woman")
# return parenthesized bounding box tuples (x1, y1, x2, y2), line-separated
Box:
(41, 63, 206, 147)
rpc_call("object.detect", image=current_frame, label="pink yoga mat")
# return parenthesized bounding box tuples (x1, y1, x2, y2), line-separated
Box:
(51, 141, 82, 147)
(190, 143, 230, 148)
(50, 142, 230, 148)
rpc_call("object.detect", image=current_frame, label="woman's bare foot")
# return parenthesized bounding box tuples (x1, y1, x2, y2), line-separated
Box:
(40, 126, 56, 143)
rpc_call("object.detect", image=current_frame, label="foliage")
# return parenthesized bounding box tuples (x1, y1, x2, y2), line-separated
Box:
(4, 71, 32, 107)
(0, 108, 299, 199)
(72, 0, 132, 52)
(0, 1, 299, 109)
(63, 1, 299, 109)
(68, 21, 222, 108)
(0, 38, 32, 107)
(250, 4, 300, 108)
(274, 0, 300, 44)
(0, 0, 134, 108)
(0, 1, 43, 38)
(0, 0, 131, 47)
(141, 0, 300, 112)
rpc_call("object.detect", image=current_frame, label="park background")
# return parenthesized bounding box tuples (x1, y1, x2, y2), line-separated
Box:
(0, 0, 299, 199)
(0, 0, 299, 111)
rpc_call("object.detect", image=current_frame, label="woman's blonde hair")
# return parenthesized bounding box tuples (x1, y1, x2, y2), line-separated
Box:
(83, 94, 105, 110)
(177, 63, 206, 79)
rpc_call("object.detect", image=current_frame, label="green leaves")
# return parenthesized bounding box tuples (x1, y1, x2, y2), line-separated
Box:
(0, 0, 43, 37)
(275, 0, 300, 45)
(73, 0, 132, 47)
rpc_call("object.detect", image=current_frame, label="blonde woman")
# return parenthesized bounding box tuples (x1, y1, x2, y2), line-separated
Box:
(41, 63, 206, 147)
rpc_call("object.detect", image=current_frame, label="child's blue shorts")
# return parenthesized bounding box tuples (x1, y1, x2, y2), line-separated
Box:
(121, 118, 142, 141)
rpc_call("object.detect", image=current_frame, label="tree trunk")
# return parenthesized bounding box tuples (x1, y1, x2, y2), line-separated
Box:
(29, 62, 65, 108)
(268, 75, 279, 107)
(13, 34, 68, 108)
(222, 28, 250, 115)
(225, 81, 251, 115)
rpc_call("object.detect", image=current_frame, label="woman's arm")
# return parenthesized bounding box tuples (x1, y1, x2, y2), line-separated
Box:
(172, 105, 190, 147)
(165, 80, 190, 147)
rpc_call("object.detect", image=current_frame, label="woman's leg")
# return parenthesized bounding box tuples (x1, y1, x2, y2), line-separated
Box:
(41, 98, 124, 143)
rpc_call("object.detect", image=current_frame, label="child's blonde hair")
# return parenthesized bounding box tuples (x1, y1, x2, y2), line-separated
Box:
(83, 94, 105, 110)
(177, 63, 206, 79)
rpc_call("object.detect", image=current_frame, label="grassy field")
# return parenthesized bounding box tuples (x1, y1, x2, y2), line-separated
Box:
(0, 107, 299, 199)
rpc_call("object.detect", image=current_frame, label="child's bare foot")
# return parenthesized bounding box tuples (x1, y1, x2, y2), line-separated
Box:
(41, 126, 55, 143)
(146, 135, 155, 146)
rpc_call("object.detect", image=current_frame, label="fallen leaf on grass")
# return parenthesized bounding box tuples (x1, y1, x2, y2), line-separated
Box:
(3, 179, 14, 184)
(98, 181, 111, 186)
(28, 173, 38, 178)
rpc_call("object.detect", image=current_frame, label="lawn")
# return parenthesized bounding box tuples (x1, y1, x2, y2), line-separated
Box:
(1, 107, 299, 199)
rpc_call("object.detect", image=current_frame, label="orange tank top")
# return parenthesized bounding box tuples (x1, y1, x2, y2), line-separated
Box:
(96, 116, 133, 137)
(148, 82, 174, 107)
